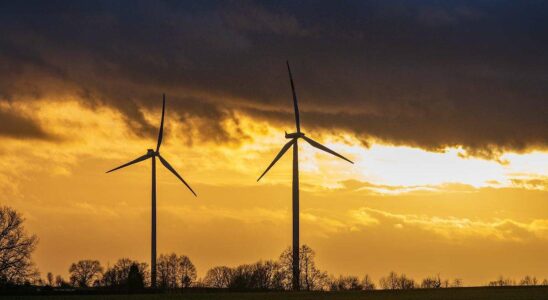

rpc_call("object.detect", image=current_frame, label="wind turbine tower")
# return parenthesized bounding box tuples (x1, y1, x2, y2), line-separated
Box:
(106, 94, 196, 288)
(257, 62, 353, 290)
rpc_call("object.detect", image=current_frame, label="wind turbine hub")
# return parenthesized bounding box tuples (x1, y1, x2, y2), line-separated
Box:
(147, 149, 156, 155)
(285, 132, 305, 139)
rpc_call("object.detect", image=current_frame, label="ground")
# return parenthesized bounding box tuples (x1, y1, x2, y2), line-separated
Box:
(4, 287, 548, 300)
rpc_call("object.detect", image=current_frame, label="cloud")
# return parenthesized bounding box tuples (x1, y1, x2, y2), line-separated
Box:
(222, 2, 308, 36)
(0, 109, 51, 139)
(0, 1, 547, 160)
(351, 207, 548, 242)
(510, 177, 548, 191)
(339, 179, 478, 195)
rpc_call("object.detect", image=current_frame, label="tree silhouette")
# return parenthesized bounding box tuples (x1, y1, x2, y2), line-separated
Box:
(361, 274, 376, 290)
(203, 266, 233, 288)
(157, 253, 197, 289)
(520, 275, 538, 286)
(227, 264, 255, 290)
(255, 260, 284, 290)
(157, 253, 178, 289)
(279, 245, 328, 290)
(225, 261, 284, 290)
(46, 272, 54, 286)
(421, 274, 442, 289)
(101, 258, 149, 288)
(329, 275, 362, 291)
(203, 261, 283, 290)
(55, 275, 67, 287)
(397, 273, 415, 289)
(202, 246, 328, 291)
(127, 263, 144, 290)
(178, 255, 197, 288)
(379, 271, 398, 290)
(379, 271, 415, 290)
(488, 275, 515, 287)
(0, 206, 39, 285)
(68, 260, 103, 287)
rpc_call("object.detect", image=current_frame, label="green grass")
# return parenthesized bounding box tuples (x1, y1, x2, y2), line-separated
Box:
(4, 287, 548, 300)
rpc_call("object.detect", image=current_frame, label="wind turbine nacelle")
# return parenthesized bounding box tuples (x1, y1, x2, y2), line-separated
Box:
(147, 149, 156, 155)
(285, 132, 305, 139)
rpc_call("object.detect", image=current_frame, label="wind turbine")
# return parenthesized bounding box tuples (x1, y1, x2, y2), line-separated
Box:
(106, 94, 196, 289)
(257, 62, 353, 291)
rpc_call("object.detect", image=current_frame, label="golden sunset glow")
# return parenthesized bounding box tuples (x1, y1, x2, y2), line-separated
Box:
(2, 2, 548, 292)
(2, 99, 547, 286)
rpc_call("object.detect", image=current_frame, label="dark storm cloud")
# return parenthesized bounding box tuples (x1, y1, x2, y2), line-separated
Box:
(0, 0, 547, 157)
(0, 110, 50, 139)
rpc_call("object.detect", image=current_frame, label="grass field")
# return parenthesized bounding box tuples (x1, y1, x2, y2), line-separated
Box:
(4, 287, 548, 300)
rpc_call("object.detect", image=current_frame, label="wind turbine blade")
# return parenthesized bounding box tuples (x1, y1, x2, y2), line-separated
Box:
(257, 139, 296, 182)
(302, 136, 354, 164)
(286, 61, 300, 132)
(158, 155, 197, 196)
(156, 94, 166, 152)
(106, 153, 152, 173)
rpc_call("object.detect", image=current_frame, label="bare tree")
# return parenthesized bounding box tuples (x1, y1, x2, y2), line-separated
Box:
(261, 260, 286, 290)
(54, 275, 70, 287)
(452, 278, 463, 287)
(328, 276, 338, 291)
(270, 265, 287, 290)
(157, 253, 178, 289)
(204, 266, 233, 288)
(442, 279, 449, 288)
(157, 253, 197, 289)
(68, 260, 103, 287)
(279, 245, 328, 291)
(210, 260, 286, 290)
(0, 206, 39, 285)
(488, 275, 514, 287)
(379, 271, 398, 290)
(421, 275, 442, 289)
(361, 274, 376, 290)
(46, 272, 54, 286)
(251, 260, 280, 290)
(397, 273, 415, 289)
(520, 275, 538, 286)
(379, 272, 415, 290)
(101, 258, 149, 288)
(178, 255, 197, 288)
(55, 275, 63, 287)
(227, 264, 254, 290)
(329, 275, 362, 291)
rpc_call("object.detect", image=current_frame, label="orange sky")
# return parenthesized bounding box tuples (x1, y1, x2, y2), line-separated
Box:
(2, 1, 548, 288)
(2, 98, 547, 286)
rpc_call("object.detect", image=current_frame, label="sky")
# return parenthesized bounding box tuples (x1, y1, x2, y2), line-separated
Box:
(1, 0, 547, 286)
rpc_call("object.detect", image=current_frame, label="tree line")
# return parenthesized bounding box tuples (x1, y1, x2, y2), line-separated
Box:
(488, 275, 548, 287)
(2, 205, 548, 291)
(41, 255, 548, 291)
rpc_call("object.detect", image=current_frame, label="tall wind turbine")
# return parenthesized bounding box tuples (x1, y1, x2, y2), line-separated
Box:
(257, 62, 353, 291)
(106, 94, 196, 289)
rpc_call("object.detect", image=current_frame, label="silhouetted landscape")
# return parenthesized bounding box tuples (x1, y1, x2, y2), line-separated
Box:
(2, 1, 548, 299)
(2, 205, 548, 299)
